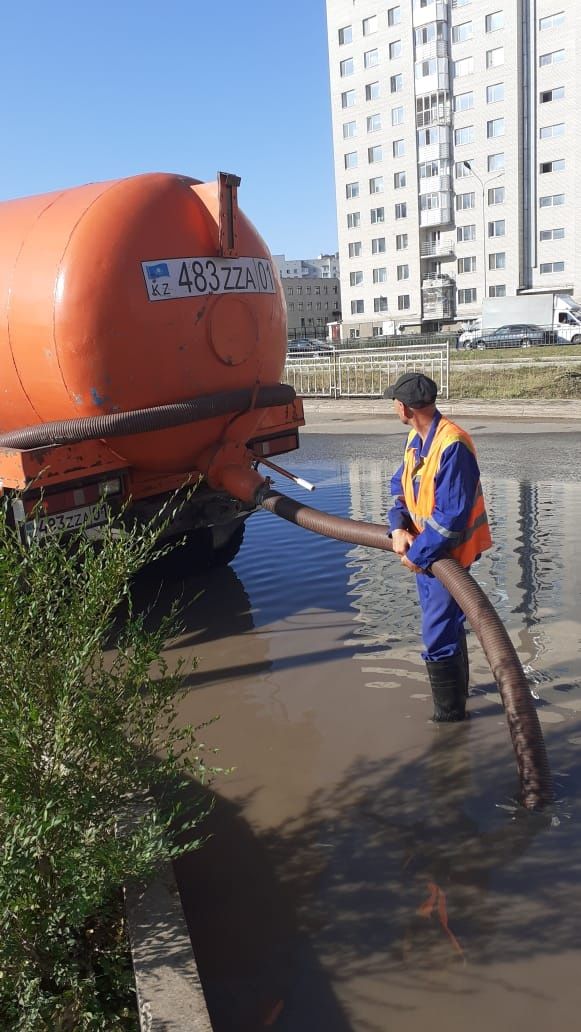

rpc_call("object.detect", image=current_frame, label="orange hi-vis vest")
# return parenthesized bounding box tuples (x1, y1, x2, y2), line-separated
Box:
(401, 415, 492, 568)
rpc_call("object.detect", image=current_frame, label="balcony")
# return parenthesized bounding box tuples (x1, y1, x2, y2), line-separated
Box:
(420, 240, 456, 259)
(414, 39, 449, 63)
(422, 274, 455, 319)
(419, 174, 451, 194)
(413, 1, 449, 28)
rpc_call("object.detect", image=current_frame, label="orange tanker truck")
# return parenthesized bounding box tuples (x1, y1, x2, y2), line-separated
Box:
(0, 171, 304, 565)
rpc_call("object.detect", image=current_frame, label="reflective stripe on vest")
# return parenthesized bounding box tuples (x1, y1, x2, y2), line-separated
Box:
(401, 416, 492, 567)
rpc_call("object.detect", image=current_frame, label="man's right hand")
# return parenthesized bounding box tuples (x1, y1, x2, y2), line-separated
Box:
(391, 529, 416, 557)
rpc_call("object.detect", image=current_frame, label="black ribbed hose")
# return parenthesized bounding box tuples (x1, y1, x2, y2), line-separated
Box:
(0, 384, 297, 451)
(259, 488, 553, 811)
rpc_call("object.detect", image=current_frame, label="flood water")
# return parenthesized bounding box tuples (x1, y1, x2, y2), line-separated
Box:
(160, 427, 581, 1032)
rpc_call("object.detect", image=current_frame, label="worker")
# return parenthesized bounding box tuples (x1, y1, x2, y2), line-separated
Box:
(384, 372, 492, 721)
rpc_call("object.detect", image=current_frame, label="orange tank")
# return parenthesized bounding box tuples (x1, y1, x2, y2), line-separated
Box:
(0, 172, 288, 473)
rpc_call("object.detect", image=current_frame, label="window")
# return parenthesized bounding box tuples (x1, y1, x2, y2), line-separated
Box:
(350, 271, 363, 286)
(540, 261, 565, 273)
(488, 219, 506, 237)
(415, 23, 447, 45)
(347, 211, 361, 228)
(346, 181, 359, 199)
(487, 117, 505, 138)
(363, 15, 377, 35)
(539, 193, 565, 207)
(416, 59, 437, 78)
(488, 152, 505, 171)
(392, 105, 404, 125)
(489, 285, 506, 297)
(393, 138, 405, 157)
(344, 151, 358, 169)
(454, 57, 474, 77)
(486, 11, 504, 32)
(489, 252, 506, 269)
(390, 40, 402, 59)
(396, 233, 408, 250)
(395, 202, 407, 219)
(420, 160, 441, 178)
(367, 113, 382, 132)
(351, 299, 365, 314)
(340, 58, 354, 77)
(540, 123, 565, 138)
(388, 6, 401, 27)
(394, 170, 406, 188)
(455, 125, 474, 145)
(398, 295, 410, 311)
(369, 176, 384, 194)
(287, 302, 294, 312)
(366, 81, 380, 101)
(454, 91, 474, 112)
(364, 48, 379, 68)
(488, 186, 505, 204)
(370, 207, 385, 224)
(487, 82, 505, 103)
(486, 47, 504, 68)
(338, 25, 352, 45)
(539, 12, 565, 30)
(457, 224, 476, 242)
(455, 159, 474, 178)
(458, 288, 477, 304)
(373, 267, 387, 283)
(420, 193, 440, 210)
(391, 73, 403, 92)
(349, 328, 360, 339)
(348, 241, 362, 257)
(540, 86, 565, 103)
(539, 50, 565, 66)
(418, 126, 441, 147)
(452, 22, 473, 43)
(343, 120, 357, 139)
(374, 296, 388, 312)
(341, 90, 356, 108)
(540, 159, 565, 173)
(540, 227, 565, 241)
(368, 145, 383, 163)
(372, 237, 386, 254)
(456, 192, 475, 210)
(297, 302, 303, 311)
(458, 256, 476, 273)
(397, 264, 409, 280)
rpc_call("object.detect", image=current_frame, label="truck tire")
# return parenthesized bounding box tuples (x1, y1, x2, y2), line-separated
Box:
(572, 334, 581, 345)
(183, 520, 246, 571)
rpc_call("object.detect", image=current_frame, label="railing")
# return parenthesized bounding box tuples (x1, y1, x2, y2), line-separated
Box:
(420, 240, 456, 258)
(284, 342, 449, 399)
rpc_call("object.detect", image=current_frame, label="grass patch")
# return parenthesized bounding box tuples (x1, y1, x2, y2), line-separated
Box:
(451, 364, 581, 399)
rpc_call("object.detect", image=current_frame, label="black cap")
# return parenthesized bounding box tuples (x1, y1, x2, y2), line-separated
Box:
(383, 372, 438, 406)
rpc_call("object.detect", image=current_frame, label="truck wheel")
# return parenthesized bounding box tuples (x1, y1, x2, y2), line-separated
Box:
(184, 521, 246, 571)
(572, 335, 581, 345)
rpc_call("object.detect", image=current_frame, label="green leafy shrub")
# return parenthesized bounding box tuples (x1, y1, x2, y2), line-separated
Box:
(0, 501, 216, 1030)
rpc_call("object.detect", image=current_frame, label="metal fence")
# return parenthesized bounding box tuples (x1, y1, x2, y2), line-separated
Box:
(284, 341, 449, 400)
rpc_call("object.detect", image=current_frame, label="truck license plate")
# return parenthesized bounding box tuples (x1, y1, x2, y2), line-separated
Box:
(24, 502, 109, 540)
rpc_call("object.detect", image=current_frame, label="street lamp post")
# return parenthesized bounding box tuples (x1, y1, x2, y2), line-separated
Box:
(462, 160, 504, 304)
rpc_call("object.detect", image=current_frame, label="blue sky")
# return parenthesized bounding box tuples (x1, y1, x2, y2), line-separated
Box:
(0, 0, 338, 257)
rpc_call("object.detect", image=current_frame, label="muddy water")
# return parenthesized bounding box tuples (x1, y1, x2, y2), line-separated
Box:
(162, 431, 581, 1032)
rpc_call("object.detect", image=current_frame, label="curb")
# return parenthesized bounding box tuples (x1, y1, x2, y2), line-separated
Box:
(126, 860, 213, 1032)
(301, 397, 581, 420)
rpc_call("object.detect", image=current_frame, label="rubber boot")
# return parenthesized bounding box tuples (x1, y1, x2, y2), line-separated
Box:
(458, 627, 469, 697)
(425, 653, 468, 722)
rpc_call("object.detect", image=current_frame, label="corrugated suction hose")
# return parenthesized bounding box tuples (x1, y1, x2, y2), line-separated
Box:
(260, 488, 553, 811)
(0, 385, 297, 451)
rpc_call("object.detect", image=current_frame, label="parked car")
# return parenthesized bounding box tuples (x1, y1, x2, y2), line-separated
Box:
(466, 324, 556, 350)
(287, 338, 336, 355)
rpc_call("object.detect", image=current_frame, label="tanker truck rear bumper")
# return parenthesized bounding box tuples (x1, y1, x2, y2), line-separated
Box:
(0, 405, 303, 567)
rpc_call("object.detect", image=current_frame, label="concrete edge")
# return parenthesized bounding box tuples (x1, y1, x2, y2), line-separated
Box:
(301, 397, 581, 420)
(125, 860, 213, 1032)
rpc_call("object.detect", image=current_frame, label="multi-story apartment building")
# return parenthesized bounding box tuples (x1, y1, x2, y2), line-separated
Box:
(273, 253, 341, 278)
(326, 0, 580, 337)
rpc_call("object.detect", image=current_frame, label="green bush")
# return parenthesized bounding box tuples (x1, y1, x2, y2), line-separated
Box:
(0, 501, 216, 1030)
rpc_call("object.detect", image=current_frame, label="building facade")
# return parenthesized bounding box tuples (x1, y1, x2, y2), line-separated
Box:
(282, 276, 342, 337)
(326, 0, 580, 337)
(273, 253, 341, 278)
